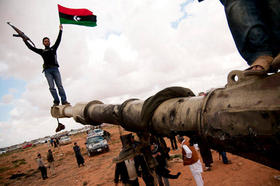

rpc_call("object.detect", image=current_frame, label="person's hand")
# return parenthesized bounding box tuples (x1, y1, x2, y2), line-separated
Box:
(59, 24, 63, 30)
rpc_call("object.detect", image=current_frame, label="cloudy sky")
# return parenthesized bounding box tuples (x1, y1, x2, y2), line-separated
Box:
(0, 0, 248, 148)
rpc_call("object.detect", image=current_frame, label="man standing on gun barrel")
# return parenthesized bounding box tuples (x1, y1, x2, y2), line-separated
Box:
(22, 24, 70, 106)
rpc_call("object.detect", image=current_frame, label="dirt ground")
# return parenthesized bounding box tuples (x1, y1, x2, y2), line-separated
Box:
(1, 125, 279, 186)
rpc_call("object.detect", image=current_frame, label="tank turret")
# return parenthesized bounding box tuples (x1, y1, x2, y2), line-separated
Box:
(51, 70, 280, 170)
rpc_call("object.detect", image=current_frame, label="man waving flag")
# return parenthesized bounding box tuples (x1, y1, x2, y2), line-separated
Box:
(58, 4, 97, 27)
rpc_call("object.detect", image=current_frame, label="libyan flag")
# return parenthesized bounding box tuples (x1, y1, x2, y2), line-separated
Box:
(58, 4, 97, 27)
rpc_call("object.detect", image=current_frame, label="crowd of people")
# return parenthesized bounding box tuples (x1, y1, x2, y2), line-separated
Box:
(35, 141, 85, 180)
(113, 133, 232, 186)
(34, 126, 234, 184)
(35, 127, 111, 180)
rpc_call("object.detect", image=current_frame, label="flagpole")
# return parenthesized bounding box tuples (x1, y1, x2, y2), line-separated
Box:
(57, 4, 62, 25)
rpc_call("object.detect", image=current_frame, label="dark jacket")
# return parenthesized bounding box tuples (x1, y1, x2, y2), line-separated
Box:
(24, 30, 62, 71)
(47, 152, 54, 162)
(152, 146, 170, 177)
(114, 157, 141, 184)
(73, 145, 84, 165)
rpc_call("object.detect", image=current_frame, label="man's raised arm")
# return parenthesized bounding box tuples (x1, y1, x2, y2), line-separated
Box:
(53, 24, 63, 50)
(23, 38, 41, 54)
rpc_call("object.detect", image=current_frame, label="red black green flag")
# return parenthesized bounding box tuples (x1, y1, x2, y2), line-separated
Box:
(58, 4, 97, 27)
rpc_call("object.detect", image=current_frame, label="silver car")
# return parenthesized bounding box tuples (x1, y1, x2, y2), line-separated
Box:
(87, 129, 104, 138)
(85, 136, 109, 156)
(59, 136, 71, 145)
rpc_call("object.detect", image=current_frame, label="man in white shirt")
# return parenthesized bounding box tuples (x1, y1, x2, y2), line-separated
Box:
(178, 136, 204, 186)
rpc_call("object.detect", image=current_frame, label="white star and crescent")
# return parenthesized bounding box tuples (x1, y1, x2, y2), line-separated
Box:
(73, 16, 81, 22)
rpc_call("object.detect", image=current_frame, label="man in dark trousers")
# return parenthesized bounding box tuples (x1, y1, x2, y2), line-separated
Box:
(197, 93, 214, 171)
(73, 142, 85, 167)
(23, 24, 70, 106)
(36, 153, 48, 180)
(47, 149, 55, 176)
(114, 134, 141, 186)
(114, 156, 140, 186)
(151, 143, 181, 186)
(114, 133, 157, 186)
(169, 136, 178, 150)
(196, 137, 213, 171)
(131, 134, 155, 186)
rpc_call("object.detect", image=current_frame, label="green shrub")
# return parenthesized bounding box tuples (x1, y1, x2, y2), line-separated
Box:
(0, 167, 10, 173)
(169, 154, 182, 160)
(12, 159, 26, 168)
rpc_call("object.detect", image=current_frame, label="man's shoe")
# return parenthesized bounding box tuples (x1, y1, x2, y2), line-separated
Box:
(56, 123, 65, 132)
(204, 167, 211, 171)
(224, 160, 232, 164)
(53, 102, 59, 107)
(62, 101, 70, 105)
(244, 55, 273, 76)
(269, 53, 280, 73)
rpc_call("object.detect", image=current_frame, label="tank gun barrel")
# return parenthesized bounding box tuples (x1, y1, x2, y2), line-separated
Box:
(51, 71, 280, 170)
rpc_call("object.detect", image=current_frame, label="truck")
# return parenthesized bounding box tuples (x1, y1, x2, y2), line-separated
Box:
(85, 135, 109, 156)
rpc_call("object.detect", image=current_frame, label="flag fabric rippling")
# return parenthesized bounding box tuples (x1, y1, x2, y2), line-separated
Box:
(58, 4, 97, 27)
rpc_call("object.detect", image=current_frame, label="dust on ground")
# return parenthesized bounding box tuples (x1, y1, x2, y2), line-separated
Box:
(1, 125, 279, 186)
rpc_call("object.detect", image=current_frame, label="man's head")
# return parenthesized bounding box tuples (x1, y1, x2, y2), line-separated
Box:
(198, 92, 206, 96)
(150, 143, 158, 153)
(177, 136, 185, 143)
(42, 37, 50, 47)
(131, 135, 135, 142)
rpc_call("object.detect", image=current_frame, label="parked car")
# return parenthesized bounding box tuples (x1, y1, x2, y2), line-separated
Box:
(68, 130, 80, 136)
(87, 129, 104, 138)
(59, 136, 71, 145)
(0, 150, 6, 155)
(93, 129, 104, 136)
(85, 136, 109, 156)
(33, 139, 47, 145)
(22, 143, 32, 149)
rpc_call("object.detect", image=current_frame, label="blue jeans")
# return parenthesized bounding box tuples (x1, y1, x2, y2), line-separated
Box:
(220, 151, 229, 164)
(44, 67, 67, 104)
(220, 0, 280, 65)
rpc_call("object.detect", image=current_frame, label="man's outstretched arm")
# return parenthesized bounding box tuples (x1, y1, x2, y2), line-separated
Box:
(53, 24, 63, 50)
(23, 38, 41, 54)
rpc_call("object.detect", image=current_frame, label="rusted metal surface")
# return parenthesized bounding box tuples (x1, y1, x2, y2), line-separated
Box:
(202, 71, 280, 170)
(51, 71, 280, 170)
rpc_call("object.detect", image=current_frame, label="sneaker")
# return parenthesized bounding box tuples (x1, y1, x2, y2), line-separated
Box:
(62, 101, 70, 105)
(204, 167, 211, 171)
